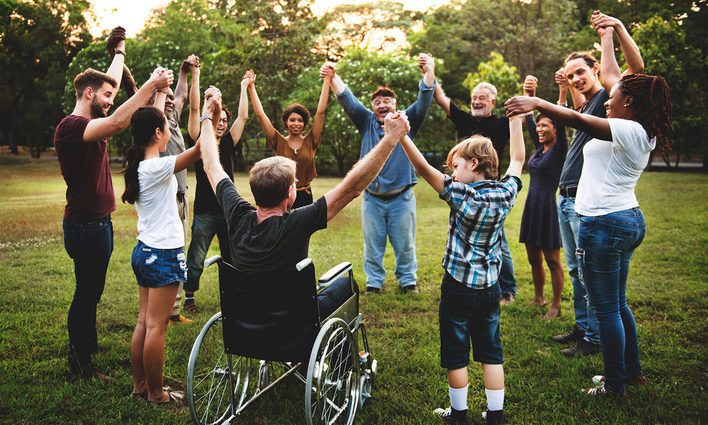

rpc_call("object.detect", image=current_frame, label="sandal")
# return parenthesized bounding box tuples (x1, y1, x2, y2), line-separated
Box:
(154, 390, 184, 405)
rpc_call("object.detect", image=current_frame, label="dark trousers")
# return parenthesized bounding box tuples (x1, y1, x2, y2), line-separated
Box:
(63, 215, 113, 372)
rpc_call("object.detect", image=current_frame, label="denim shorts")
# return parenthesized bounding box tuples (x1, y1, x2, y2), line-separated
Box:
(131, 240, 186, 288)
(439, 272, 503, 369)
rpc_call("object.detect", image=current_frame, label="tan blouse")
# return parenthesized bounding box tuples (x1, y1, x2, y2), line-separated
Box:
(267, 130, 318, 188)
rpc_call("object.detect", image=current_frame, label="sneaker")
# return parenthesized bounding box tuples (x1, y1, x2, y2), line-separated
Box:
(561, 340, 601, 357)
(499, 293, 515, 306)
(168, 314, 193, 326)
(582, 382, 627, 398)
(592, 375, 647, 385)
(433, 406, 469, 425)
(551, 325, 584, 344)
(183, 299, 199, 313)
(403, 284, 420, 294)
(481, 410, 505, 424)
(363, 286, 381, 295)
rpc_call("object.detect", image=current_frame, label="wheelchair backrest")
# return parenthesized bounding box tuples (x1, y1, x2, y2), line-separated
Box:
(218, 261, 320, 362)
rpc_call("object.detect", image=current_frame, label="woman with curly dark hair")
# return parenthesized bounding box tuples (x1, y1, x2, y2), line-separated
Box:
(506, 69, 672, 397)
(247, 67, 332, 208)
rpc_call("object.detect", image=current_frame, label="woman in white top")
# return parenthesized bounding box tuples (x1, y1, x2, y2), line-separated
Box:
(505, 72, 672, 397)
(121, 89, 218, 403)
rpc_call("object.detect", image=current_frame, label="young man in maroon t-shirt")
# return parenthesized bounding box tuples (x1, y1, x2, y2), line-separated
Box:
(55, 28, 173, 380)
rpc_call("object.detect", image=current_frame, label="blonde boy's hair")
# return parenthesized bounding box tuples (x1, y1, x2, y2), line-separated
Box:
(446, 136, 499, 180)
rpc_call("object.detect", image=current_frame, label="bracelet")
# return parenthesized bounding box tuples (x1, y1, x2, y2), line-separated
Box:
(200, 113, 213, 124)
(114, 50, 126, 56)
(557, 101, 568, 107)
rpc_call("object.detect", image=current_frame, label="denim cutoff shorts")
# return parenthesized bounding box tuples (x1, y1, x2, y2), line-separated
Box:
(131, 240, 186, 288)
(439, 271, 503, 369)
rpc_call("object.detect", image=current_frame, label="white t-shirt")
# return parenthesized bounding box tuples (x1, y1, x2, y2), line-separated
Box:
(575, 119, 655, 217)
(135, 156, 184, 249)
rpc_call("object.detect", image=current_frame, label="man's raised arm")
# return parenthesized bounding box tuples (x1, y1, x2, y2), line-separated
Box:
(324, 112, 410, 221)
(83, 68, 173, 142)
(199, 87, 228, 194)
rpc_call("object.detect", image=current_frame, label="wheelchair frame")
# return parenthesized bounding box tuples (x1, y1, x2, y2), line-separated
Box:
(186, 256, 377, 425)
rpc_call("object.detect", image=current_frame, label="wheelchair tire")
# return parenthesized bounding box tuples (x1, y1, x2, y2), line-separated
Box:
(187, 312, 257, 425)
(305, 318, 360, 425)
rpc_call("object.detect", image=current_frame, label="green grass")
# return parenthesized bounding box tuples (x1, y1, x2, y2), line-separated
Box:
(0, 156, 706, 424)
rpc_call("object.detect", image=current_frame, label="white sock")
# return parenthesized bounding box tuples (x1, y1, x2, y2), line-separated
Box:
(485, 388, 505, 412)
(449, 385, 468, 411)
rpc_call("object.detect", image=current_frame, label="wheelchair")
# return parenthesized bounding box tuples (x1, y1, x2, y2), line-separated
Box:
(186, 256, 377, 425)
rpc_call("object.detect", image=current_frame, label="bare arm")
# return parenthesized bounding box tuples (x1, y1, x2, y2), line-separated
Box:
(592, 11, 644, 78)
(505, 96, 611, 141)
(199, 88, 229, 193)
(433, 81, 451, 116)
(173, 69, 188, 115)
(153, 89, 167, 112)
(83, 69, 173, 142)
(247, 75, 277, 142)
(419, 53, 436, 87)
(187, 67, 201, 141)
(323, 112, 410, 221)
(105, 28, 125, 101)
(598, 27, 623, 92)
(400, 135, 445, 193)
(174, 137, 200, 173)
(311, 69, 331, 146)
(505, 115, 525, 178)
(229, 72, 253, 144)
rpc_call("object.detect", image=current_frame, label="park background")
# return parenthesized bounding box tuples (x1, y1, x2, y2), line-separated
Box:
(0, 0, 707, 424)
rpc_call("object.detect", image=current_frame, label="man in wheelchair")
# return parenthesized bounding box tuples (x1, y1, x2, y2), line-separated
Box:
(197, 88, 411, 311)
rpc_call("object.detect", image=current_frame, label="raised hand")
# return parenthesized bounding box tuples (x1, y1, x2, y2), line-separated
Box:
(203, 85, 222, 114)
(555, 67, 568, 89)
(591, 10, 618, 37)
(504, 96, 538, 117)
(418, 53, 434, 75)
(383, 111, 411, 139)
(181, 54, 201, 73)
(523, 75, 538, 97)
(149, 67, 174, 90)
(319, 62, 336, 80)
(106, 26, 126, 58)
(241, 70, 255, 89)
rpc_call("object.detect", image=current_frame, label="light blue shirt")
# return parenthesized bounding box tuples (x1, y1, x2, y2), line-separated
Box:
(336, 79, 436, 193)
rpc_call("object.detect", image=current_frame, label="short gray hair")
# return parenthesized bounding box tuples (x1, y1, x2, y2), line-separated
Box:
(473, 83, 498, 100)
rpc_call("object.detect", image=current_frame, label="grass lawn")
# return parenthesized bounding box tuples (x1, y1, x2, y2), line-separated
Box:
(0, 156, 706, 424)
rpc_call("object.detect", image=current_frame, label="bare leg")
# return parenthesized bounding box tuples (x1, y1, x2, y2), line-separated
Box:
(525, 244, 547, 306)
(144, 283, 179, 402)
(543, 248, 564, 319)
(131, 286, 150, 394)
(447, 367, 469, 389)
(482, 364, 504, 390)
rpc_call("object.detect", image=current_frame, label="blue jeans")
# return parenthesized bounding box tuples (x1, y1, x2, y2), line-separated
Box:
(185, 213, 231, 293)
(558, 195, 600, 344)
(499, 226, 516, 295)
(578, 208, 645, 392)
(63, 215, 113, 372)
(361, 189, 417, 289)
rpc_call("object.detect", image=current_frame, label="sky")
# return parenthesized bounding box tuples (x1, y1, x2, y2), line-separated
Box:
(89, 0, 451, 37)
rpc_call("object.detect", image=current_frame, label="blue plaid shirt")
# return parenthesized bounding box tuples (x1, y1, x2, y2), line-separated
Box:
(439, 174, 522, 289)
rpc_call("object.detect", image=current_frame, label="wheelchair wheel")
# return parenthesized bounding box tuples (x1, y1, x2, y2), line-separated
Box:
(187, 312, 257, 425)
(305, 318, 360, 425)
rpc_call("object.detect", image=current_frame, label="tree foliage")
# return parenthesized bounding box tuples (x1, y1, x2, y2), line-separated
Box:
(0, 0, 92, 157)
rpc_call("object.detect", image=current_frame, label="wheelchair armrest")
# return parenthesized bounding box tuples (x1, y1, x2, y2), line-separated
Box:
(296, 258, 313, 271)
(204, 255, 222, 269)
(318, 262, 352, 286)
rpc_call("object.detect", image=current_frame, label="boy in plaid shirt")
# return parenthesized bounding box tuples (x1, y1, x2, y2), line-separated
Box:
(399, 115, 525, 425)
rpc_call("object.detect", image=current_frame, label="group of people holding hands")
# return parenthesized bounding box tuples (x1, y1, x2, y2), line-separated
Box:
(54, 10, 672, 424)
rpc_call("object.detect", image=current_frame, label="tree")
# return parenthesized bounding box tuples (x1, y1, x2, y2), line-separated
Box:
(0, 0, 92, 157)
(632, 15, 708, 167)
(408, 0, 576, 106)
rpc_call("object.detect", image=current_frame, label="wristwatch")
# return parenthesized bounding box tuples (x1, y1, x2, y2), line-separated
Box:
(199, 113, 213, 124)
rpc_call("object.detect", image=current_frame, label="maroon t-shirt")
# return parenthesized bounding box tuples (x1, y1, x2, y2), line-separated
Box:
(54, 115, 116, 222)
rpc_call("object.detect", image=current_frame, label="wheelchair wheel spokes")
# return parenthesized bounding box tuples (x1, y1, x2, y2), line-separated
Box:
(305, 319, 360, 425)
(188, 312, 257, 425)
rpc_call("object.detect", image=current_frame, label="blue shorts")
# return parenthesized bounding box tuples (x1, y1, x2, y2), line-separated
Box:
(131, 240, 186, 288)
(439, 271, 503, 369)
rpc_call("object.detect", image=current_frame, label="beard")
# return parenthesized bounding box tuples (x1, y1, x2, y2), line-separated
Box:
(90, 97, 108, 118)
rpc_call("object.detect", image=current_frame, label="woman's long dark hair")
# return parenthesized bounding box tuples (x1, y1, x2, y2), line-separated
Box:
(618, 74, 673, 151)
(121, 106, 166, 204)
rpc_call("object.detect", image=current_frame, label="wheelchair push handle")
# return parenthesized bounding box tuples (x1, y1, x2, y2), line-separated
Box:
(204, 255, 222, 269)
